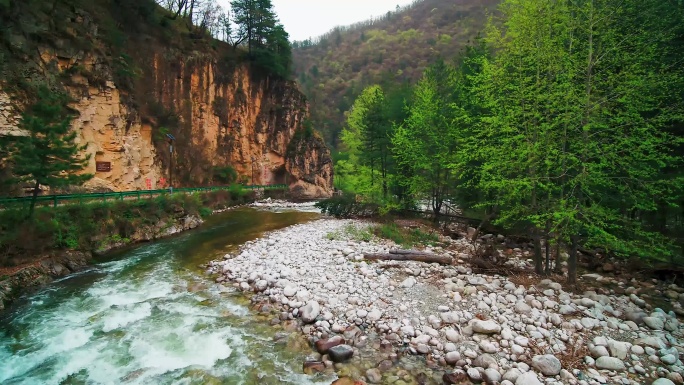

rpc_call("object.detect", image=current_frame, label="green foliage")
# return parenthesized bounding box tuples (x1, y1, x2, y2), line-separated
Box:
(374, 223, 439, 248)
(212, 165, 238, 185)
(8, 86, 93, 216)
(334, 0, 683, 283)
(469, 0, 684, 280)
(393, 59, 463, 217)
(315, 195, 380, 218)
(231, 0, 292, 78)
(0, 190, 254, 267)
(337, 82, 411, 205)
(228, 183, 247, 201)
(199, 206, 213, 219)
(292, 0, 500, 146)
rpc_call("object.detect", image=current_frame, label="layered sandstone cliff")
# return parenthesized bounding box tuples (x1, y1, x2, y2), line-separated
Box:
(0, 2, 332, 198)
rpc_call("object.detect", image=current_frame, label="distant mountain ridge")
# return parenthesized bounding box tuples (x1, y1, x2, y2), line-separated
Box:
(292, 0, 500, 147)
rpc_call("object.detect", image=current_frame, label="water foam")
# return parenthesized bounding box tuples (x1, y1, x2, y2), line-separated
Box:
(102, 302, 153, 332)
(0, 210, 325, 384)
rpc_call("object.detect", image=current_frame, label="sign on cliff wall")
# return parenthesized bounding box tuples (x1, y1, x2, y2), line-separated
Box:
(96, 161, 111, 172)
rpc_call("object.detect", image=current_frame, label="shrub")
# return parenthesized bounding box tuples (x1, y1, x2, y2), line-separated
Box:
(212, 165, 238, 185)
(315, 194, 379, 218)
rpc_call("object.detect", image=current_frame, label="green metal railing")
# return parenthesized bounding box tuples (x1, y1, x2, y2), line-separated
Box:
(0, 184, 288, 209)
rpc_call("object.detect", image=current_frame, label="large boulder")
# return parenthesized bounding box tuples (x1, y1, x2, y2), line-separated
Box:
(314, 336, 344, 354)
(595, 356, 626, 371)
(300, 301, 320, 323)
(532, 355, 562, 376)
(328, 344, 354, 362)
(472, 319, 502, 334)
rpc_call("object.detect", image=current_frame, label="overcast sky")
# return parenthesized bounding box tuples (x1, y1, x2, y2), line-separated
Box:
(217, 0, 416, 41)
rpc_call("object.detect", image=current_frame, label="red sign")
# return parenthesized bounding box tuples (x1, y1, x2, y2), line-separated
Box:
(96, 161, 111, 172)
(159, 178, 167, 188)
(145, 179, 152, 189)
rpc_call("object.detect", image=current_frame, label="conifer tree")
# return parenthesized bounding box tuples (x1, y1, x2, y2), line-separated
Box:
(10, 87, 92, 217)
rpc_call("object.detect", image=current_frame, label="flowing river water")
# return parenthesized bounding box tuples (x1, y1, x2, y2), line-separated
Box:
(0, 207, 335, 385)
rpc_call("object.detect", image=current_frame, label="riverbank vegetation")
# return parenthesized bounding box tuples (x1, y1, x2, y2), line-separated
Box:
(325, 221, 441, 249)
(330, 0, 684, 283)
(0, 188, 254, 267)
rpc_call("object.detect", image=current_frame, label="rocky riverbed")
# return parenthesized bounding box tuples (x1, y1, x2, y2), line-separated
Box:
(207, 218, 684, 385)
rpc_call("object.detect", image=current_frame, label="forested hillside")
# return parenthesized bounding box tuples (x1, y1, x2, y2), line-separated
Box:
(334, 0, 684, 283)
(292, 0, 499, 146)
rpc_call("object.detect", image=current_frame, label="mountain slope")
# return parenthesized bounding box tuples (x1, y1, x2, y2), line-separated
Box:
(292, 0, 500, 147)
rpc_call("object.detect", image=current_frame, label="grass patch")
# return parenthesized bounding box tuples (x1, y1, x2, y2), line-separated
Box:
(326, 223, 373, 242)
(374, 223, 440, 248)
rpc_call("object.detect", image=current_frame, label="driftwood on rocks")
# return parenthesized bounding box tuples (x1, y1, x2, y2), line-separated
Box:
(364, 249, 452, 265)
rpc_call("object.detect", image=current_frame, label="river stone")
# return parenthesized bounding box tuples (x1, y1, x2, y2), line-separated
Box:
(515, 301, 532, 314)
(661, 354, 677, 365)
(515, 371, 543, 385)
(284, 285, 298, 297)
(366, 368, 382, 383)
(315, 336, 344, 354)
(440, 312, 459, 324)
(484, 368, 502, 383)
(559, 305, 576, 315)
(503, 368, 523, 382)
(634, 336, 665, 349)
(445, 328, 460, 343)
(303, 361, 326, 375)
(472, 319, 501, 334)
(473, 354, 497, 368)
(443, 370, 467, 384)
(608, 340, 630, 360)
(644, 317, 665, 330)
(255, 280, 268, 292)
(652, 379, 676, 385)
(400, 277, 416, 288)
(367, 309, 382, 322)
(668, 373, 683, 384)
(467, 368, 482, 382)
(301, 301, 320, 323)
(328, 344, 354, 362)
(590, 345, 610, 358)
(532, 354, 561, 376)
(595, 356, 626, 370)
(445, 351, 461, 365)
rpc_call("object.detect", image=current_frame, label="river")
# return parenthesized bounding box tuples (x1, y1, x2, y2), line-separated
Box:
(0, 207, 334, 385)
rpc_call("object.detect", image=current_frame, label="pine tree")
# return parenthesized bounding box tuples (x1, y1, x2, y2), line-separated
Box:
(10, 87, 92, 217)
(393, 60, 463, 219)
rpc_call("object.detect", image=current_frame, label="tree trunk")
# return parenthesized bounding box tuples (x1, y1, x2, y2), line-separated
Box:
(567, 235, 578, 284)
(554, 240, 563, 273)
(28, 181, 40, 218)
(471, 208, 497, 241)
(533, 228, 543, 275)
(544, 220, 551, 274)
(364, 251, 451, 265)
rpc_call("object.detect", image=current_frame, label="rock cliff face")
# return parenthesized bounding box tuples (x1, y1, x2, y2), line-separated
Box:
(0, 2, 333, 197)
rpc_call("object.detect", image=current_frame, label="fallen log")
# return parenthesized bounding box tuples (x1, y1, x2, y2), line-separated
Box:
(389, 249, 436, 256)
(364, 252, 452, 265)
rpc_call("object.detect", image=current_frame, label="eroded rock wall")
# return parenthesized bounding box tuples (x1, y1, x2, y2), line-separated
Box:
(0, 3, 333, 196)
